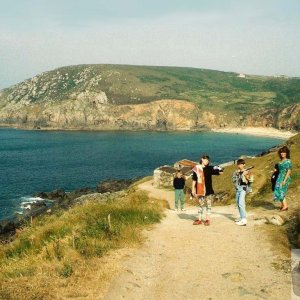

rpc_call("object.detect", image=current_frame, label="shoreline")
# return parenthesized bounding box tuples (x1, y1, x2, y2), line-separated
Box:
(0, 125, 298, 139)
(211, 126, 297, 139)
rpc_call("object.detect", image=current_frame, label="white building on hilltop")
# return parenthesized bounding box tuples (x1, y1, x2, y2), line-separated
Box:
(237, 73, 246, 78)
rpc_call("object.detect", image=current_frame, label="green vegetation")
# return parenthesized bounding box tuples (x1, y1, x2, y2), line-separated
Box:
(1, 64, 299, 117)
(0, 187, 167, 299)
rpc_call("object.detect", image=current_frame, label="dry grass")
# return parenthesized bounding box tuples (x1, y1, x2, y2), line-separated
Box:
(0, 189, 167, 299)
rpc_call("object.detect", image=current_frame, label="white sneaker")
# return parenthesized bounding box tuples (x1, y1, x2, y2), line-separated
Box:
(181, 208, 186, 211)
(174, 208, 178, 211)
(236, 219, 247, 226)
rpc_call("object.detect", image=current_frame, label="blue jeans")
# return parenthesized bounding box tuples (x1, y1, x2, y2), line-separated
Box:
(235, 186, 247, 219)
(175, 189, 184, 209)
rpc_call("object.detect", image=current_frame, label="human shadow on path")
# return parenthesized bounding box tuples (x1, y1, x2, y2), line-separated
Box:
(177, 213, 197, 221)
(251, 200, 277, 210)
(177, 211, 236, 222)
(210, 211, 236, 221)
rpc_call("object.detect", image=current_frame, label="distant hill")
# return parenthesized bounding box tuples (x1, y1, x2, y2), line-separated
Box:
(0, 64, 299, 130)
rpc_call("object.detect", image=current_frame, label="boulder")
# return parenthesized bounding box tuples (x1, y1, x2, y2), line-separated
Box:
(35, 189, 66, 201)
(266, 214, 286, 226)
(96, 179, 135, 193)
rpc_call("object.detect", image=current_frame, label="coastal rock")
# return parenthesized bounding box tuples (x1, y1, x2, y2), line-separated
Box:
(96, 179, 135, 193)
(73, 190, 128, 205)
(246, 103, 300, 131)
(266, 215, 286, 226)
(35, 188, 94, 202)
(35, 189, 66, 201)
(23, 202, 48, 218)
(0, 220, 17, 236)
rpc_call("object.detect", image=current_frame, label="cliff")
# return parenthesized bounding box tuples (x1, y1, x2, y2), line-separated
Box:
(0, 64, 299, 131)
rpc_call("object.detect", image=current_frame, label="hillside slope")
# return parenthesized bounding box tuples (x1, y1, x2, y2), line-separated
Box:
(0, 64, 299, 130)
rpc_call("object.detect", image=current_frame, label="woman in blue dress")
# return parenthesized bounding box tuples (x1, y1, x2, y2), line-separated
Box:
(274, 146, 292, 211)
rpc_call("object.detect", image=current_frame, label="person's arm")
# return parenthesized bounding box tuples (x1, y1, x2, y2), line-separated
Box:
(212, 165, 223, 175)
(282, 169, 292, 185)
(192, 172, 197, 196)
(281, 160, 292, 186)
(232, 171, 239, 188)
(242, 170, 250, 183)
(192, 181, 196, 196)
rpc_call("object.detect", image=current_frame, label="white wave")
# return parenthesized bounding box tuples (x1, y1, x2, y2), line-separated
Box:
(20, 196, 44, 202)
(20, 196, 45, 210)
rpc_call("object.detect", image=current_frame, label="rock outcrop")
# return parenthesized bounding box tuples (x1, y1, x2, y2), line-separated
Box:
(246, 104, 300, 130)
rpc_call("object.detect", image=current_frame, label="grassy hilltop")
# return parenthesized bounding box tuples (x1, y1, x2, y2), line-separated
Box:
(0, 64, 300, 130)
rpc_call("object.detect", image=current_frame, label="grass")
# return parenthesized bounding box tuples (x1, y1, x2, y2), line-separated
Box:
(0, 188, 167, 299)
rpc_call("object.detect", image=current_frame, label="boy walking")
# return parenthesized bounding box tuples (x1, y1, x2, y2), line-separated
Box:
(232, 159, 250, 226)
(192, 154, 223, 226)
(173, 170, 186, 211)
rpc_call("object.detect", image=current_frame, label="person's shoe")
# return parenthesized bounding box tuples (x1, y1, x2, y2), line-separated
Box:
(174, 208, 178, 211)
(204, 220, 210, 226)
(181, 208, 186, 211)
(280, 207, 288, 211)
(193, 219, 203, 225)
(236, 219, 247, 226)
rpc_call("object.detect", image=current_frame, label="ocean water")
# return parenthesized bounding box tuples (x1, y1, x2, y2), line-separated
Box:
(0, 128, 283, 220)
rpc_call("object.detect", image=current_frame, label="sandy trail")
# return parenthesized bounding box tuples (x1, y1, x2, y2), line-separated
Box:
(104, 180, 290, 300)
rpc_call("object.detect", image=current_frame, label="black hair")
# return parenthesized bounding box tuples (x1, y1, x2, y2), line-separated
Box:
(237, 159, 245, 165)
(200, 154, 210, 162)
(278, 146, 290, 159)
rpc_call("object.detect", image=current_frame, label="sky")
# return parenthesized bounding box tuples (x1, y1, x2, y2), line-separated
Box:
(0, 0, 299, 89)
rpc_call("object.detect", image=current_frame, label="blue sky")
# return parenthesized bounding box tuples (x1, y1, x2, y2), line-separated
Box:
(0, 0, 299, 88)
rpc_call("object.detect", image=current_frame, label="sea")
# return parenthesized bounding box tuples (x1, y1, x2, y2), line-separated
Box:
(0, 128, 284, 220)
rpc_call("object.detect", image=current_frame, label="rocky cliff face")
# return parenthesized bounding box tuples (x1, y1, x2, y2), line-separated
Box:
(245, 104, 300, 131)
(0, 64, 299, 131)
(0, 96, 213, 130)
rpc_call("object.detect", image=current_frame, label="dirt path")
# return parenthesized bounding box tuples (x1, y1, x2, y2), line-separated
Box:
(104, 180, 290, 300)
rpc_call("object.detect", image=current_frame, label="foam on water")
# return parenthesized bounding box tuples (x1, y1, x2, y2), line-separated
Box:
(20, 196, 45, 209)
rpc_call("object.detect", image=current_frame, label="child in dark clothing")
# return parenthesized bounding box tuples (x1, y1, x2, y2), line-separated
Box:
(173, 170, 186, 211)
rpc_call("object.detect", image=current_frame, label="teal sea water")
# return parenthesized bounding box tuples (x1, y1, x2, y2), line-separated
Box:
(0, 128, 283, 220)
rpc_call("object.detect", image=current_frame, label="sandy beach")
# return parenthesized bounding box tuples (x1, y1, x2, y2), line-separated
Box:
(212, 126, 297, 139)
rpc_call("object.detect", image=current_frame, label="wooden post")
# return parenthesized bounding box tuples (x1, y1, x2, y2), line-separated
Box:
(72, 233, 75, 249)
(108, 214, 112, 231)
